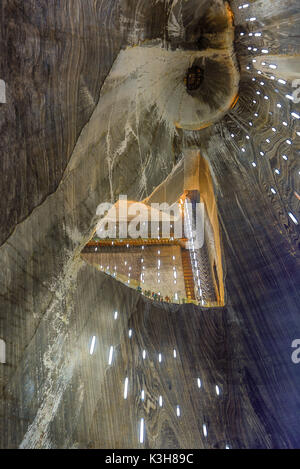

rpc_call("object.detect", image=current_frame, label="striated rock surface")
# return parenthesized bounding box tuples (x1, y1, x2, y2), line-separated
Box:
(0, 0, 299, 449)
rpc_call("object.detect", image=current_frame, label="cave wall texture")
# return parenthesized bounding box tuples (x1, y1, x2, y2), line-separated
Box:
(0, 0, 299, 449)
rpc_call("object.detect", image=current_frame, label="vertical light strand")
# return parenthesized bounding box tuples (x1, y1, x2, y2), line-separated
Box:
(89, 336, 96, 355)
(139, 418, 145, 444)
(108, 346, 114, 365)
(124, 377, 129, 399)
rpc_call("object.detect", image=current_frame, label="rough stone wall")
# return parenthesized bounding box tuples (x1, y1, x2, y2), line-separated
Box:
(0, 0, 299, 449)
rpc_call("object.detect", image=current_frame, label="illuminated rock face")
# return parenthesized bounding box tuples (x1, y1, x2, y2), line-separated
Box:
(0, 0, 300, 449)
(102, 40, 239, 133)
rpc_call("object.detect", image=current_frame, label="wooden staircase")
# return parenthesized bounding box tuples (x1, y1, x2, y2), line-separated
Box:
(181, 249, 196, 300)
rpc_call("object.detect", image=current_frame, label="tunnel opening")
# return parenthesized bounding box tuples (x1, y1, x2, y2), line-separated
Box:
(185, 65, 204, 91)
(81, 153, 224, 308)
